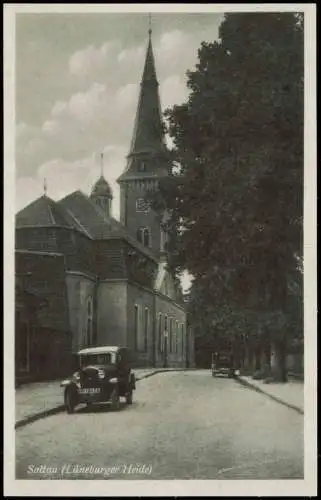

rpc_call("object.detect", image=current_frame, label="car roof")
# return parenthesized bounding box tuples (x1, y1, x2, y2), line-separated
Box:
(77, 346, 127, 356)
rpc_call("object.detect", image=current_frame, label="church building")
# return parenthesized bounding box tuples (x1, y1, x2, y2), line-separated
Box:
(15, 28, 195, 381)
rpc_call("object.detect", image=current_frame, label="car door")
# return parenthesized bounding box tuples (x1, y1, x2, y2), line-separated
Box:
(117, 350, 129, 388)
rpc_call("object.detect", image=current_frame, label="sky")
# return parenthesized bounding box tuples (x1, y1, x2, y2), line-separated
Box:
(15, 11, 224, 292)
(15, 12, 223, 214)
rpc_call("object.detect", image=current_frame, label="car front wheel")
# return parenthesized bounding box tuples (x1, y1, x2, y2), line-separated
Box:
(110, 387, 120, 411)
(65, 389, 76, 414)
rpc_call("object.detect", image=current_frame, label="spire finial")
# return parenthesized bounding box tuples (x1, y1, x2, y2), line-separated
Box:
(100, 151, 104, 177)
(43, 178, 47, 196)
(148, 13, 152, 37)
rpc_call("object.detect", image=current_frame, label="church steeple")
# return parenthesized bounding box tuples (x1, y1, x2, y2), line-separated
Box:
(119, 24, 167, 175)
(117, 21, 169, 255)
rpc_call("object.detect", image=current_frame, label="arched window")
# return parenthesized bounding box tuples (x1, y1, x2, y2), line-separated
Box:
(137, 227, 151, 248)
(175, 321, 179, 353)
(144, 307, 149, 352)
(143, 228, 150, 247)
(86, 297, 93, 347)
(163, 314, 168, 354)
(134, 305, 139, 351)
(158, 313, 162, 353)
(169, 318, 173, 353)
(181, 324, 185, 357)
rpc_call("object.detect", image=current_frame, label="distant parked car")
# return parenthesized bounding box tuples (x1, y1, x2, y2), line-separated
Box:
(211, 351, 235, 378)
(60, 346, 136, 414)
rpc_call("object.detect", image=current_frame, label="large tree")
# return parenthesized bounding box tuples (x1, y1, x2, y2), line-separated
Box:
(157, 13, 304, 378)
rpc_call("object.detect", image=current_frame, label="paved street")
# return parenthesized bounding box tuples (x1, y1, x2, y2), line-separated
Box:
(15, 371, 303, 480)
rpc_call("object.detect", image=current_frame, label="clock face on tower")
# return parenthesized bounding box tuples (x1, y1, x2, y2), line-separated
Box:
(136, 198, 151, 212)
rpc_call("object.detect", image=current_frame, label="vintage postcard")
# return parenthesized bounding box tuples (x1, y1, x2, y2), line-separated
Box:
(3, 3, 317, 497)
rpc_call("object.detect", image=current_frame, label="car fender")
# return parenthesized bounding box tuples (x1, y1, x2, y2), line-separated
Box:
(60, 379, 75, 388)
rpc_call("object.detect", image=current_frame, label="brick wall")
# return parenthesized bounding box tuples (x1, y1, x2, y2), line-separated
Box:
(16, 227, 58, 253)
(96, 281, 127, 347)
(120, 180, 162, 254)
(57, 228, 95, 276)
(66, 273, 97, 353)
(127, 282, 155, 366)
(155, 295, 187, 368)
(94, 240, 127, 279)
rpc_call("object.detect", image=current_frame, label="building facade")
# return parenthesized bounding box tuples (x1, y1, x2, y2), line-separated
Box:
(15, 28, 195, 374)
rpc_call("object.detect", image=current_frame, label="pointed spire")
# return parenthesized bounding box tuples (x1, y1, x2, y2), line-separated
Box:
(43, 178, 47, 196)
(127, 22, 165, 157)
(142, 24, 157, 83)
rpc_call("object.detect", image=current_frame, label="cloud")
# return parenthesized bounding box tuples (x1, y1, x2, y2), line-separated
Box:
(69, 41, 122, 85)
(16, 23, 221, 210)
(16, 144, 128, 220)
(16, 122, 47, 177)
(160, 74, 189, 110)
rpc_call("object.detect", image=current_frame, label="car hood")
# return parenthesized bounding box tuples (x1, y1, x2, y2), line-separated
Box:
(79, 365, 117, 378)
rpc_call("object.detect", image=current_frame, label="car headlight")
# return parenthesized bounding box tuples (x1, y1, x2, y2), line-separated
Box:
(73, 371, 80, 381)
(109, 377, 118, 384)
(98, 369, 106, 380)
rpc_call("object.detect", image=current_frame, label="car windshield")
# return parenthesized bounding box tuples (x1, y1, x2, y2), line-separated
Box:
(80, 353, 115, 366)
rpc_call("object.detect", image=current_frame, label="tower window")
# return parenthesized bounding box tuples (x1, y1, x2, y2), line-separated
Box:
(138, 161, 147, 172)
(137, 227, 151, 248)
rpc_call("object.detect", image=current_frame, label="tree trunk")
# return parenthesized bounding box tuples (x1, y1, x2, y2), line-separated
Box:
(270, 339, 287, 382)
(254, 345, 261, 371)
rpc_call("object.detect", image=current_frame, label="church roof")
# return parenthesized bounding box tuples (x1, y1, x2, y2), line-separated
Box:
(117, 31, 168, 184)
(16, 194, 91, 238)
(91, 175, 113, 198)
(58, 190, 158, 262)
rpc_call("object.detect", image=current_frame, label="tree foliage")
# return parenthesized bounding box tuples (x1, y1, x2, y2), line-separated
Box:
(158, 12, 303, 332)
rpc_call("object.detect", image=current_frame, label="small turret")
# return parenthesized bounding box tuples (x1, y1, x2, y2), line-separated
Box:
(90, 153, 113, 217)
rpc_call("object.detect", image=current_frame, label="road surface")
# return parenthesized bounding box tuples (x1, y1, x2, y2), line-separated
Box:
(15, 371, 303, 480)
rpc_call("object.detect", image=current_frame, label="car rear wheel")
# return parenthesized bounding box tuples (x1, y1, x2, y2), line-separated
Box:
(125, 389, 133, 405)
(65, 389, 76, 414)
(111, 387, 120, 411)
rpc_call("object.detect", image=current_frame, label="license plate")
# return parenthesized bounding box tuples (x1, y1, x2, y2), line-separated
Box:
(78, 388, 100, 394)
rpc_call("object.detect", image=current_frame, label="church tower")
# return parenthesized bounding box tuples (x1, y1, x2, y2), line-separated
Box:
(117, 25, 169, 255)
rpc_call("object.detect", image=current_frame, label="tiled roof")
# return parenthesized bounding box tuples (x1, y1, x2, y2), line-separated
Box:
(15, 250, 71, 333)
(16, 195, 90, 238)
(58, 190, 158, 262)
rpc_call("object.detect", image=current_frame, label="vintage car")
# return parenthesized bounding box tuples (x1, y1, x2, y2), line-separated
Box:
(211, 351, 235, 378)
(60, 346, 136, 414)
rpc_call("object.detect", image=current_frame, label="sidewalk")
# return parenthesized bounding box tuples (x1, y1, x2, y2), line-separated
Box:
(236, 375, 304, 414)
(15, 368, 179, 429)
